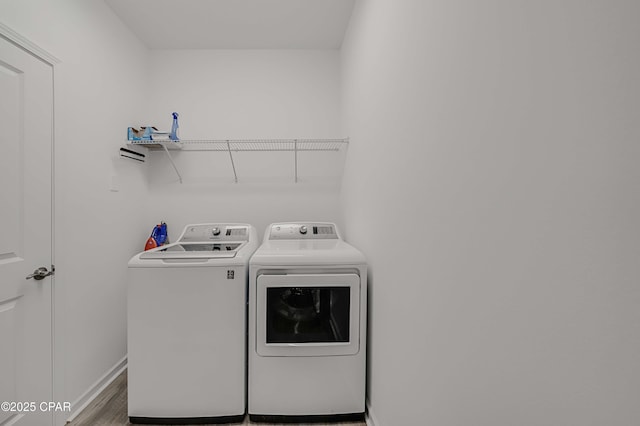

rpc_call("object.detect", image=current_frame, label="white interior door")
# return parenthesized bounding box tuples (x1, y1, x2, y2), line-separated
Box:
(0, 34, 54, 426)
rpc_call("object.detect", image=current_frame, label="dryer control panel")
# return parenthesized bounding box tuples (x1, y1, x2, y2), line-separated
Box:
(268, 223, 339, 240)
(179, 224, 249, 242)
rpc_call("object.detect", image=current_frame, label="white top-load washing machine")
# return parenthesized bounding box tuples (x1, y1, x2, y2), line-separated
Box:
(248, 222, 367, 423)
(127, 223, 258, 424)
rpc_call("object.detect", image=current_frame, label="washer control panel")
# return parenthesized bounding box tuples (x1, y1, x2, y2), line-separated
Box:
(269, 223, 338, 240)
(180, 224, 249, 242)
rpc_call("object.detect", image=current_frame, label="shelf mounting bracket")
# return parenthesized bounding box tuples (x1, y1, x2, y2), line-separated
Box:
(160, 144, 183, 183)
(294, 139, 298, 183)
(226, 140, 238, 183)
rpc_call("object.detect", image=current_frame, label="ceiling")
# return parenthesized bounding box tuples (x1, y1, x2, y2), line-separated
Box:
(105, 0, 356, 49)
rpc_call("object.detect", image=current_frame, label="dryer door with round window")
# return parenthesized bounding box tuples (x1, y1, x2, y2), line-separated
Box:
(256, 273, 360, 357)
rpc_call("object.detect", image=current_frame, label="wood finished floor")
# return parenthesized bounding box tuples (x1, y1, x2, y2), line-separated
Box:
(67, 370, 366, 426)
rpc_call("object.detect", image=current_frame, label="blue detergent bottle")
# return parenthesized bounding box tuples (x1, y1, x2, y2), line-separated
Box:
(144, 222, 168, 250)
(152, 222, 168, 245)
(169, 112, 179, 140)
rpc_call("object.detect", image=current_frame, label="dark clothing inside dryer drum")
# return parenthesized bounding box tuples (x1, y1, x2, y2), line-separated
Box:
(266, 287, 350, 343)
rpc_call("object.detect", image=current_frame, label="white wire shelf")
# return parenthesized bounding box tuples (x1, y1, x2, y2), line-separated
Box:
(181, 138, 348, 152)
(127, 140, 183, 150)
(125, 138, 349, 183)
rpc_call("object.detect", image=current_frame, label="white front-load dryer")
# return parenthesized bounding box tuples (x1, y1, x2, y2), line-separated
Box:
(127, 223, 258, 424)
(248, 222, 367, 423)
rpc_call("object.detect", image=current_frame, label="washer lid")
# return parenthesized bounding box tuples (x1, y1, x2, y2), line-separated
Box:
(139, 242, 243, 259)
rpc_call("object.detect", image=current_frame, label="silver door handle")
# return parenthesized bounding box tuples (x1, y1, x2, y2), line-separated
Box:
(26, 266, 54, 281)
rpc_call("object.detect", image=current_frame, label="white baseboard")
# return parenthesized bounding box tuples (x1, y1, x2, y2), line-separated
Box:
(366, 398, 379, 426)
(65, 356, 127, 423)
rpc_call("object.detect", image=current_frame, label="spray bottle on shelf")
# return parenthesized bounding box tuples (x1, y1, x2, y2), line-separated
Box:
(169, 112, 180, 141)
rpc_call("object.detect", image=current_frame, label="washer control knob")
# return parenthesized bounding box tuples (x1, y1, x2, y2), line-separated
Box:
(212, 227, 221, 236)
(299, 225, 308, 235)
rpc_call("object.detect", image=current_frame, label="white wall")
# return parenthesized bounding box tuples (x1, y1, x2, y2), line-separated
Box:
(0, 0, 149, 419)
(341, 1, 640, 425)
(142, 50, 344, 237)
(0, 5, 345, 420)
